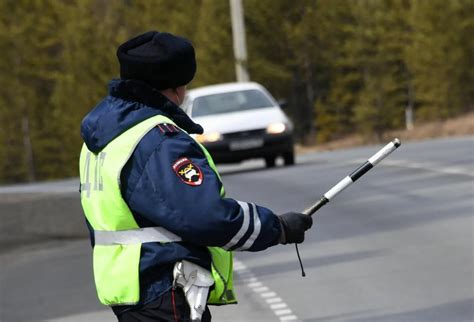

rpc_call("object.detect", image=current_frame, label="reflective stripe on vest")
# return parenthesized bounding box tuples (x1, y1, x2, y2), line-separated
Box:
(80, 114, 236, 306)
(94, 227, 182, 245)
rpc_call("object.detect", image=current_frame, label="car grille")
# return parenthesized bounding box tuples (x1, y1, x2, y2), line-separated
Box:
(223, 129, 266, 140)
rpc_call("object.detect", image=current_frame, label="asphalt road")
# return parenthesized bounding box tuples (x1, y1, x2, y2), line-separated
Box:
(1, 136, 473, 322)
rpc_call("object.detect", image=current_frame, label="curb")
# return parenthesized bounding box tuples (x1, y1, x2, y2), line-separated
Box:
(0, 180, 89, 245)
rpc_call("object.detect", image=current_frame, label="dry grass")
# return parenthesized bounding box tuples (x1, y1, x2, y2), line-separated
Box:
(296, 112, 474, 153)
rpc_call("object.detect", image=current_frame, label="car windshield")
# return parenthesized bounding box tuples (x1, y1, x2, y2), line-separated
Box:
(191, 89, 274, 117)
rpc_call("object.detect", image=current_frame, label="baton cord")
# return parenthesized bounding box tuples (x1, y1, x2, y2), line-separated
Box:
(295, 244, 306, 277)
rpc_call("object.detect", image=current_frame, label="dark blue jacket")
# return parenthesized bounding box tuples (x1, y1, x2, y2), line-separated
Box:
(80, 79, 281, 315)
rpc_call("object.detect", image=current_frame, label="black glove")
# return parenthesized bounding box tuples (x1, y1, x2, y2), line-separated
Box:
(278, 212, 313, 244)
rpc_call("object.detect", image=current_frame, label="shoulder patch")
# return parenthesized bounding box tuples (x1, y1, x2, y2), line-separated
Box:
(172, 157, 203, 186)
(157, 123, 179, 135)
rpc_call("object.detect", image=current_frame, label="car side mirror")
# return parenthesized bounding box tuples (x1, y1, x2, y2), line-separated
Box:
(277, 99, 288, 110)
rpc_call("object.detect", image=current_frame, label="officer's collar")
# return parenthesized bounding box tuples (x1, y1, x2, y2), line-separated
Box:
(108, 79, 204, 134)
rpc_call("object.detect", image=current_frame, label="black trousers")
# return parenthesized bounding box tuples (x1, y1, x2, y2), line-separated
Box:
(117, 288, 212, 322)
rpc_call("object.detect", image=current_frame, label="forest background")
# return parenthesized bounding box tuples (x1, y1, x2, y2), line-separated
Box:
(1, 0, 472, 183)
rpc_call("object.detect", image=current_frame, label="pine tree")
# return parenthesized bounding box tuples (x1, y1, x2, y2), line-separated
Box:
(47, 0, 127, 179)
(352, 0, 408, 139)
(406, 0, 474, 120)
(313, 0, 362, 142)
(1, 0, 472, 183)
(192, 0, 235, 87)
(0, 0, 63, 182)
(244, 0, 296, 96)
(245, 0, 324, 142)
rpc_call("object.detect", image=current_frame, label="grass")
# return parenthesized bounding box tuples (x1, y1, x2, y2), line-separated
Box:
(296, 112, 474, 153)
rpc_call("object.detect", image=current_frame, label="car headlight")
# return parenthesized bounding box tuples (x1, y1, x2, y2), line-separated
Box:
(266, 122, 287, 134)
(196, 132, 222, 143)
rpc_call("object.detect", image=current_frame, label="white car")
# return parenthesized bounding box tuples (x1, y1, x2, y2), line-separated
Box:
(183, 82, 294, 167)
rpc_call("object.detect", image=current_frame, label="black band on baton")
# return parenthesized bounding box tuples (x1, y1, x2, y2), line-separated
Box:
(303, 138, 401, 217)
(350, 161, 374, 182)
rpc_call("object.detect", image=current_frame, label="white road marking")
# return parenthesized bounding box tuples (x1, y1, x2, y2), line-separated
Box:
(275, 309, 293, 316)
(233, 263, 247, 270)
(247, 281, 263, 288)
(353, 158, 474, 177)
(234, 259, 301, 321)
(253, 286, 269, 293)
(266, 297, 283, 304)
(261, 292, 277, 298)
(271, 303, 288, 309)
(240, 276, 257, 283)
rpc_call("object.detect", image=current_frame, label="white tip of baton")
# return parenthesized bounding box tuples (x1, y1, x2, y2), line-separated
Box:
(393, 138, 401, 147)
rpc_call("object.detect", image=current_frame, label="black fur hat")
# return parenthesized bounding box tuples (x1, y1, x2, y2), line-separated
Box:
(117, 31, 196, 90)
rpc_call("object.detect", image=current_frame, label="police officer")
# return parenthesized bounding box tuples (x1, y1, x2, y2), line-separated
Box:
(79, 31, 312, 322)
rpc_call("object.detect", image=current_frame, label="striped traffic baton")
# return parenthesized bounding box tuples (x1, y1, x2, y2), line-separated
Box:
(303, 138, 401, 216)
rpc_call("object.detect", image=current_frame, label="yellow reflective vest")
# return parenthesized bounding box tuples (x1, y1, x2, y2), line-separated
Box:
(79, 115, 236, 306)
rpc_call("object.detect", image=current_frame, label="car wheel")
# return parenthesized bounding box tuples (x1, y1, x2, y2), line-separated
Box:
(265, 156, 276, 168)
(283, 151, 295, 166)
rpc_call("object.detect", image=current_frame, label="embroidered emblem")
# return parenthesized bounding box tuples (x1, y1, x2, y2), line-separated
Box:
(172, 157, 203, 186)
